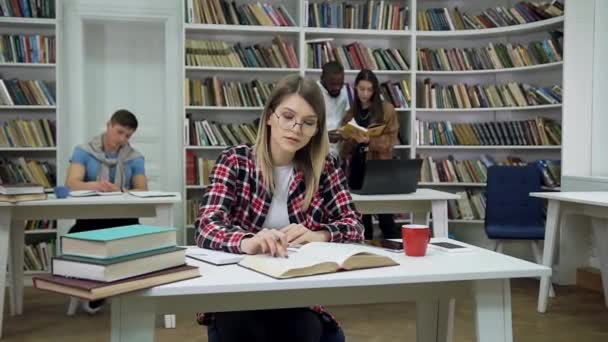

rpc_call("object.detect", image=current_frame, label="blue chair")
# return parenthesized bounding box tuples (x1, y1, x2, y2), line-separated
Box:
(207, 324, 345, 342)
(485, 165, 555, 296)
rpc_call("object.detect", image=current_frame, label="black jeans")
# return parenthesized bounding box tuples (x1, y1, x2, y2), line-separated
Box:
(362, 214, 400, 240)
(211, 308, 324, 342)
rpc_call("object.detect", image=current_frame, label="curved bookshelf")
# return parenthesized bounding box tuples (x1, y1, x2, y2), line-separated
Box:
(185, 66, 299, 73)
(185, 146, 230, 150)
(304, 27, 411, 37)
(0, 147, 56, 152)
(306, 69, 410, 75)
(24, 229, 57, 235)
(0, 105, 57, 110)
(185, 106, 263, 111)
(0, 63, 56, 68)
(416, 62, 563, 76)
(416, 16, 564, 39)
(416, 145, 562, 150)
(0, 17, 56, 28)
(415, 104, 562, 112)
(184, 24, 299, 34)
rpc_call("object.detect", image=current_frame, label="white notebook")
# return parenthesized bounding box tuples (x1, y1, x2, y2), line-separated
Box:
(69, 190, 123, 197)
(186, 247, 244, 266)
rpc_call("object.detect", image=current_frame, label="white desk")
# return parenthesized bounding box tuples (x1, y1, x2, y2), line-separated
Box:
(0, 192, 181, 338)
(110, 238, 550, 342)
(351, 189, 461, 238)
(530, 191, 608, 313)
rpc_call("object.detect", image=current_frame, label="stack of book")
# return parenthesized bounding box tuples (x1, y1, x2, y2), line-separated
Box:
(33, 225, 200, 301)
(0, 183, 46, 203)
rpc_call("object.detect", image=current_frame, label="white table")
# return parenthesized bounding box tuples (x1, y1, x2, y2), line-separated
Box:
(110, 238, 550, 342)
(351, 189, 461, 238)
(530, 191, 608, 313)
(0, 192, 181, 338)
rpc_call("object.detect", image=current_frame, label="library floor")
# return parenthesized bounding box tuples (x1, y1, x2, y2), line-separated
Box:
(2, 279, 607, 341)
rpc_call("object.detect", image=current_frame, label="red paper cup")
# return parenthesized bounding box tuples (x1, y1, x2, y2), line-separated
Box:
(402, 224, 431, 257)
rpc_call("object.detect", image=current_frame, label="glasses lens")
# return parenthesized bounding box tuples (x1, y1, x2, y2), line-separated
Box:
(277, 113, 317, 137)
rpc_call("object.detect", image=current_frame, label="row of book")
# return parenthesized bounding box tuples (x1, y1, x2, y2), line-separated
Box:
(185, 0, 296, 26)
(24, 241, 55, 272)
(186, 198, 203, 224)
(0, 79, 56, 106)
(307, 1, 409, 30)
(24, 219, 57, 231)
(0, 0, 55, 18)
(417, 1, 564, 31)
(417, 80, 562, 109)
(449, 191, 486, 221)
(186, 78, 274, 107)
(34, 225, 199, 301)
(0, 157, 56, 189)
(186, 153, 216, 186)
(307, 40, 409, 71)
(0, 35, 56, 64)
(0, 119, 56, 147)
(185, 36, 298, 68)
(415, 118, 562, 146)
(417, 33, 563, 71)
(188, 119, 258, 147)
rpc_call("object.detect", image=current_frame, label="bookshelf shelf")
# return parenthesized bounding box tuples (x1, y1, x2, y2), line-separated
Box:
(0, 17, 56, 28)
(416, 62, 563, 76)
(418, 182, 487, 187)
(304, 27, 411, 37)
(306, 69, 410, 75)
(185, 66, 299, 73)
(394, 145, 411, 150)
(0, 147, 56, 151)
(416, 16, 564, 39)
(0, 105, 56, 110)
(184, 24, 299, 34)
(185, 146, 229, 151)
(416, 145, 562, 150)
(24, 229, 57, 235)
(415, 104, 562, 112)
(186, 185, 206, 189)
(0, 63, 56, 68)
(449, 219, 484, 224)
(24, 270, 51, 275)
(185, 106, 263, 111)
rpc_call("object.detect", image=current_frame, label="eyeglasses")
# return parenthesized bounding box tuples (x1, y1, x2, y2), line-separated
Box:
(273, 111, 318, 137)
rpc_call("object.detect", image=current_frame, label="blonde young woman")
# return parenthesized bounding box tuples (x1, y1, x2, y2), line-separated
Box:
(194, 74, 364, 342)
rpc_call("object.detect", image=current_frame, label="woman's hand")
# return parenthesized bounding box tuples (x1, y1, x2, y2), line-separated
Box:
(350, 130, 369, 144)
(283, 224, 330, 245)
(240, 228, 288, 257)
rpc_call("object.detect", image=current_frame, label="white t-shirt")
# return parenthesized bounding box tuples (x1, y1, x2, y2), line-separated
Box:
(317, 81, 350, 156)
(262, 164, 294, 230)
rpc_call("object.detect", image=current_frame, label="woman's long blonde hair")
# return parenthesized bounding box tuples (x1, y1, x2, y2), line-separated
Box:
(254, 74, 329, 210)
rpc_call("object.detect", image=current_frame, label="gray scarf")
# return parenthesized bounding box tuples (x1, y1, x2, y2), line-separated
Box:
(78, 134, 142, 188)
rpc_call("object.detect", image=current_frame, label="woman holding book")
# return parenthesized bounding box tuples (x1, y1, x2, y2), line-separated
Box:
(340, 69, 400, 240)
(195, 74, 364, 342)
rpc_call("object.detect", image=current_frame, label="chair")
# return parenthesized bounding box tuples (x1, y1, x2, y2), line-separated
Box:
(485, 165, 555, 297)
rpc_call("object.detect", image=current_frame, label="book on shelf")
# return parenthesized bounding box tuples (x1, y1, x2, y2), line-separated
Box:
(186, 77, 274, 107)
(0, 0, 55, 18)
(52, 246, 187, 282)
(0, 35, 56, 64)
(306, 40, 409, 71)
(417, 1, 564, 31)
(185, 36, 299, 68)
(417, 31, 563, 71)
(24, 219, 57, 231)
(0, 158, 55, 188)
(0, 192, 46, 203)
(378, 79, 411, 108)
(417, 80, 562, 109)
(419, 155, 488, 184)
(307, 1, 409, 30)
(415, 118, 562, 146)
(68, 190, 123, 197)
(0, 79, 56, 106)
(340, 118, 386, 139)
(449, 191, 486, 221)
(188, 118, 258, 147)
(23, 241, 55, 272)
(33, 264, 200, 301)
(0, 119, 56, 148)
(187, 199, 203, 225)
(238, 242, 398, 279)
(61, 224, 177, 259)
(0, 182, 44, 195)
(185, 0, 296, 27)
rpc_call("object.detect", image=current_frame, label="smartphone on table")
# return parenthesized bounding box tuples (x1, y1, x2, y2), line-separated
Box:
(365, 240, 404, 253)
(428, 241, 472, 253)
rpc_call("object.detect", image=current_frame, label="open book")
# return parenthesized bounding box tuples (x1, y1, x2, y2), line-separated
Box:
(341, 118, 386, 139)
(238, 242, 398, 279)
(69, 190, 123, 197)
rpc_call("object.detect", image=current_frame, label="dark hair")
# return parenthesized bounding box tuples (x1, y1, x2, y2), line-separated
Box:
(353, 69, 384, 124)
(110, 109, 138, 130)
(321, 61, 344, 78)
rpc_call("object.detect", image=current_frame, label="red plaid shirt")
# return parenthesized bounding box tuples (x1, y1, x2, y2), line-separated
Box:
(194, 145, 364, 327)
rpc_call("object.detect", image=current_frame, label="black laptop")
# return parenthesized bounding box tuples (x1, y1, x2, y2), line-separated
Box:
(350, 159, 423, 195)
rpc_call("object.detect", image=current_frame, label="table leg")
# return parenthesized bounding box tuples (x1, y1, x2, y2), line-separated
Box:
(154, 204, 177, 328)
(473, 279, 513, 342)
(416, 299, 439, 342)
(111, 296, 156, 342)
(0, 207, 11, 339)
(538, 199, 560, 313)
(9, 219, 24, 315)
(431, 200, 449, 238)
(590, 217, 608, 308)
